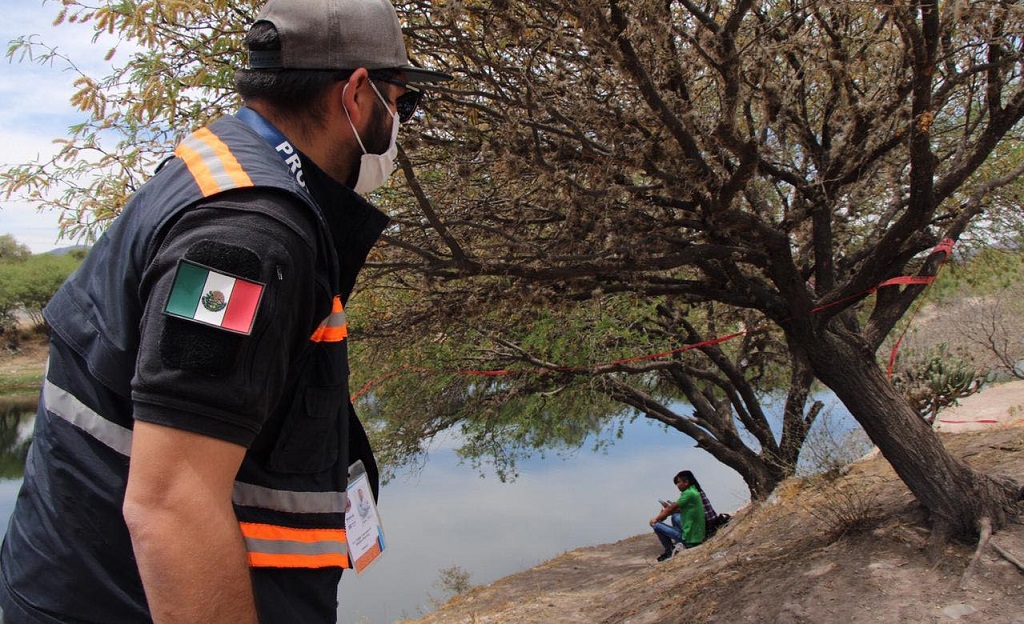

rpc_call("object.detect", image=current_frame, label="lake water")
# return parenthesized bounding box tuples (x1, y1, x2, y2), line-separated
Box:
(0, 396, 857, 623)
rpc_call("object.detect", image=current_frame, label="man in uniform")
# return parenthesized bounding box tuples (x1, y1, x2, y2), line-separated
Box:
(0, 0, 450, 621)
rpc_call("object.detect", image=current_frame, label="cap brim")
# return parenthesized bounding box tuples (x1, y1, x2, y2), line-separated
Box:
(401, 66, 453, 85)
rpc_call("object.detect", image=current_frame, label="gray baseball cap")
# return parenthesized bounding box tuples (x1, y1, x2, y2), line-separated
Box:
(247, 0, 452, 84)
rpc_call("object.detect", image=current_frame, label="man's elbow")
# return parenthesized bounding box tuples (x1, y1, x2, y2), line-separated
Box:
(122, 472, 191, 542)
(122, 486, 167, 542)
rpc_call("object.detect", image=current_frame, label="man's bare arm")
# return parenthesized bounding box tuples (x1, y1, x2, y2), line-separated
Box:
(124, 421, 258, 624)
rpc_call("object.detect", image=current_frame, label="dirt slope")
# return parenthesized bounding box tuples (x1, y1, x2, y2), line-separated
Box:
(407, 384, 1024, 624)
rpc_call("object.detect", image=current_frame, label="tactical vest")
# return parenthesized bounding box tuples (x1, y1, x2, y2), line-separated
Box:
(0, 114, 384, 623)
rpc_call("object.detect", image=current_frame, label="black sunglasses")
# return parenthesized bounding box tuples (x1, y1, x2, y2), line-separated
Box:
(368, 72, 422, 123)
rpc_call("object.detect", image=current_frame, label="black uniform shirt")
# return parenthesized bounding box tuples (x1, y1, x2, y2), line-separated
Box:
(131, 188, 323, 447)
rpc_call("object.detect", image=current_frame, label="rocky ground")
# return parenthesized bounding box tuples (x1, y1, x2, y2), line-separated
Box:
(406, 383, 1024, 624)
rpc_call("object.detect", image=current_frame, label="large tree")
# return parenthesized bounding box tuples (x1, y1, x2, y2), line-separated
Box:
(369, 0, 1024, 540)
(5, 0, 832, 502)
(5, 0, 1024, 538)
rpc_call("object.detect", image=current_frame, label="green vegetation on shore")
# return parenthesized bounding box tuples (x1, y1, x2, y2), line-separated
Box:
(0, 332, 47, 404)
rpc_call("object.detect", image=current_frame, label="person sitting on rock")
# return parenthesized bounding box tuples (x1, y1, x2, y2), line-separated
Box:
(649, 470, 707, 561)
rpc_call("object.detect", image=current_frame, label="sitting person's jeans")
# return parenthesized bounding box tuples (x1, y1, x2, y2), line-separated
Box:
(652, 513, 699, 553)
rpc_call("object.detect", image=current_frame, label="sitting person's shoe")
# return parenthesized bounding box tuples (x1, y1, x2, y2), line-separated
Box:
(656, 551, 673, 562)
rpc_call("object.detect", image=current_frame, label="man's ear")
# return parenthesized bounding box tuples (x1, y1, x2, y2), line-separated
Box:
(336, 67, 371, 125)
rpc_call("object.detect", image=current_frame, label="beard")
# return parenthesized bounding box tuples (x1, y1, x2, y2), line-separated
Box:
(363, 98, 394, 155)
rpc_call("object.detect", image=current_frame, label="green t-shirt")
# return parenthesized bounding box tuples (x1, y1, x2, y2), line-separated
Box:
(677, 485, 706, 545)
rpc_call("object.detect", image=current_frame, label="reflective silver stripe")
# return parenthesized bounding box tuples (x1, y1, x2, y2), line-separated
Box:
(233, 481, 347, 515)
(178, 132, 240, 192)
(44, 378, 347, 516)
(243, 537, 348, 557)
(325, 309, 346, 328)
(43, 378, 134, 456)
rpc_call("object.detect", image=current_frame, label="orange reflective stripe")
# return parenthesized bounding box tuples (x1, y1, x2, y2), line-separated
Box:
(174, 127, 253, 197)
(310, 295, 348, 343)
(240, 522, 350, 569)
(239, 522, 346, 543)
(247, 552, 351, 569)
(311, 325, 348, 342)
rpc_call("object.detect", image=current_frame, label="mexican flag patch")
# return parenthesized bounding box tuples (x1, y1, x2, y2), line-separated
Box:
(164, 260, 265, 335)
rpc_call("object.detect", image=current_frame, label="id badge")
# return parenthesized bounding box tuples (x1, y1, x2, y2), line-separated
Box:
(346, 461, 386, 574)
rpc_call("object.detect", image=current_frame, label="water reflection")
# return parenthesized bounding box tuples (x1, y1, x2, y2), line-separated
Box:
(0, 400, 34, 549)
(0, 402, 750, 624)
(337, 419, 752, 623)
(0, 396, 856, 623)
(0, 400, 33, 480)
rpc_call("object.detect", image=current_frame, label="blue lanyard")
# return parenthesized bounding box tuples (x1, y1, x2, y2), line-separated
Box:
(235, 107, 307, 189)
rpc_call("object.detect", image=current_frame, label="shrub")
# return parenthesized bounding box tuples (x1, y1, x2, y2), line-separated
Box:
(428, 564, 473, 608)
(806, 480, 881, 539)
(797, 408, 874, 481)
(0, 252, 81, 335)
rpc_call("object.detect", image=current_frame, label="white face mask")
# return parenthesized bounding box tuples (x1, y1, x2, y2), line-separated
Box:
(343, 82, 400, 194)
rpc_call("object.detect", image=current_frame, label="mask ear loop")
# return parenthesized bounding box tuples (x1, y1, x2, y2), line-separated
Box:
(368, 81, 400, 124)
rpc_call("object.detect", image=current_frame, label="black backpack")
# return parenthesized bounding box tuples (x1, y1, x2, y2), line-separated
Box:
(706, 512, 732, 538)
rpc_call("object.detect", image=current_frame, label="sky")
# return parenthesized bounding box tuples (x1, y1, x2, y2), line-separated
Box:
(0, 1, 114, 253)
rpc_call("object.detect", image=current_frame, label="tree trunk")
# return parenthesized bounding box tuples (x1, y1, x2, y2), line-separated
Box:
(671, 422, 785, 502)
(707, 443, 783, 503)
(798, 325, 1020, 540)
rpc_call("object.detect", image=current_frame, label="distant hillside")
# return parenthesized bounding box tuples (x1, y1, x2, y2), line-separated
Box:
(44, 245, 89, 257)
